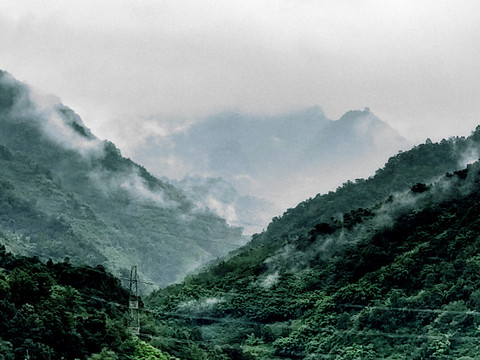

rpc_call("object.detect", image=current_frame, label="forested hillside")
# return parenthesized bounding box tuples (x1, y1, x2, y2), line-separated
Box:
(0, 70, 244, 287)
(0, 246, 173, 359)
(145, 132, 480, 359)
(251, 130, 480, 250)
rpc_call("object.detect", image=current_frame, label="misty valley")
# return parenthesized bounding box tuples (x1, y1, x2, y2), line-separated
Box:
(3, 70, 480, 359)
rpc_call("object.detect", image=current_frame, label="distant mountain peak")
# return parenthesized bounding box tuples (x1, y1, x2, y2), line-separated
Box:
(337, 107, 375, 123)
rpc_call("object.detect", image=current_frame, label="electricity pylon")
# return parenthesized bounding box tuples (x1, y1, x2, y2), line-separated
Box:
(129, 265, 140, 335)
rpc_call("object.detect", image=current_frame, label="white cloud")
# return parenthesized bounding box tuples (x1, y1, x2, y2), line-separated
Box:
(1, 0, 479, 151)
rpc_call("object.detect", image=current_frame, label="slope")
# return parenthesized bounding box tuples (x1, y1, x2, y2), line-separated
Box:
(145, 131, 480, 359)
(0, 70, 244, 287)
(252, 130, 479, 251)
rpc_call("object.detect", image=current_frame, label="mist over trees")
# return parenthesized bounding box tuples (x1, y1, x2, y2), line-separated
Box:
(0, 70, 245, 288)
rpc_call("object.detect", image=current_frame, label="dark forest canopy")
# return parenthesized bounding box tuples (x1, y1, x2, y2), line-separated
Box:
(0, 245, 172, 359)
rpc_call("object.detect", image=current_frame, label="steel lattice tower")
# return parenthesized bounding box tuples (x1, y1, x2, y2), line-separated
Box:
(129, 265, 140, 335)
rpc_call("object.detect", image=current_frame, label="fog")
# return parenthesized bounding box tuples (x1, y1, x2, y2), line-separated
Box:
(2, 1, 480, 232)
(260, 160, 480, 277)
(138, 108, 411, 230)
(1, 0, 479, 148)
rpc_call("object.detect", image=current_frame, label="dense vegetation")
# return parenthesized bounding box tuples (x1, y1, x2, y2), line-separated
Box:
(0, 245, 173, 360)
(0, 70, 244, 287)
(145, 138, 480, 358)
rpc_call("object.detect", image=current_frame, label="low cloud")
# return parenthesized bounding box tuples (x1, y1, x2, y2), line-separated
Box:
(1, 0, 480, 149)
(262, 161, 480, 274)
(119, 172, 177, 207)
(177, 296, 225, 313)
(259, 271, 279, 289)
(87, 169, 180, 209)
(5, 79, 105, 158)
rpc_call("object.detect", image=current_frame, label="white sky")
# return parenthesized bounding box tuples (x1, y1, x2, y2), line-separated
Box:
(1, 0, 480, 153)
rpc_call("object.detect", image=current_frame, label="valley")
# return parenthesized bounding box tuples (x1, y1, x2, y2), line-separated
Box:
(2, 70, 480, 359)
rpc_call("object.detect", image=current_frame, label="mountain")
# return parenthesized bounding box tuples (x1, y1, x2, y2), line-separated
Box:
(305, 108, 406, 165)
(0, 70, 244, 288)
(131, 107, 411, 232)
(5, 70, 480, 359)
(145, 129, 480, 359)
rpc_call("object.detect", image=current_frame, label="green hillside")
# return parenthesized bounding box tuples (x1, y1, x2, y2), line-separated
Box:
(145, 134, 480, 359)
(0, 70, 244, 287)
(0, 246, 173, 360)
(250, 131, 479, 250)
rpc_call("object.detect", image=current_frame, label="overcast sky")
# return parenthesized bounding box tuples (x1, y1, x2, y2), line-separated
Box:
(1, 0, 480, 155)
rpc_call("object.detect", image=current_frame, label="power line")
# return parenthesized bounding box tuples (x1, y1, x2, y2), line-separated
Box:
(3, 247, 479, 322)
(145, 288, 480, 318)
(77, 291, 480, 340)
(336, 303, 480, 316)
(118, 276, 156, 285)
(8, 246, 480, 346)
(83, 285, 480, 322)
(68, 288, 480, 360)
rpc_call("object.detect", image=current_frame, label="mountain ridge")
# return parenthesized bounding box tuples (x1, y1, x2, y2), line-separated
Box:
(132, 106, 410, 232)
(0, 70, 245, 288)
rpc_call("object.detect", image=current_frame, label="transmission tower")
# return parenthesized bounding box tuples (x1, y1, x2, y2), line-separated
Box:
(128, 265, 140, 335)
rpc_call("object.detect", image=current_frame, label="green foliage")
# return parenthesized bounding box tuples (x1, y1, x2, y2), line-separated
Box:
(248, 132, 475, 256)
(133, 339, 172, 360)
(146, 156, 480, 358)
(0, 246, 146, 360)
(411, 182, 429, 193)
(7, 70, 480, 358)
(0, 338, 14, 360)
(88, 348, 118, 360)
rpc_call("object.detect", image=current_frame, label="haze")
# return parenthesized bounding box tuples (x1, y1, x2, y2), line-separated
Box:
(1, 0, 480, 220)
